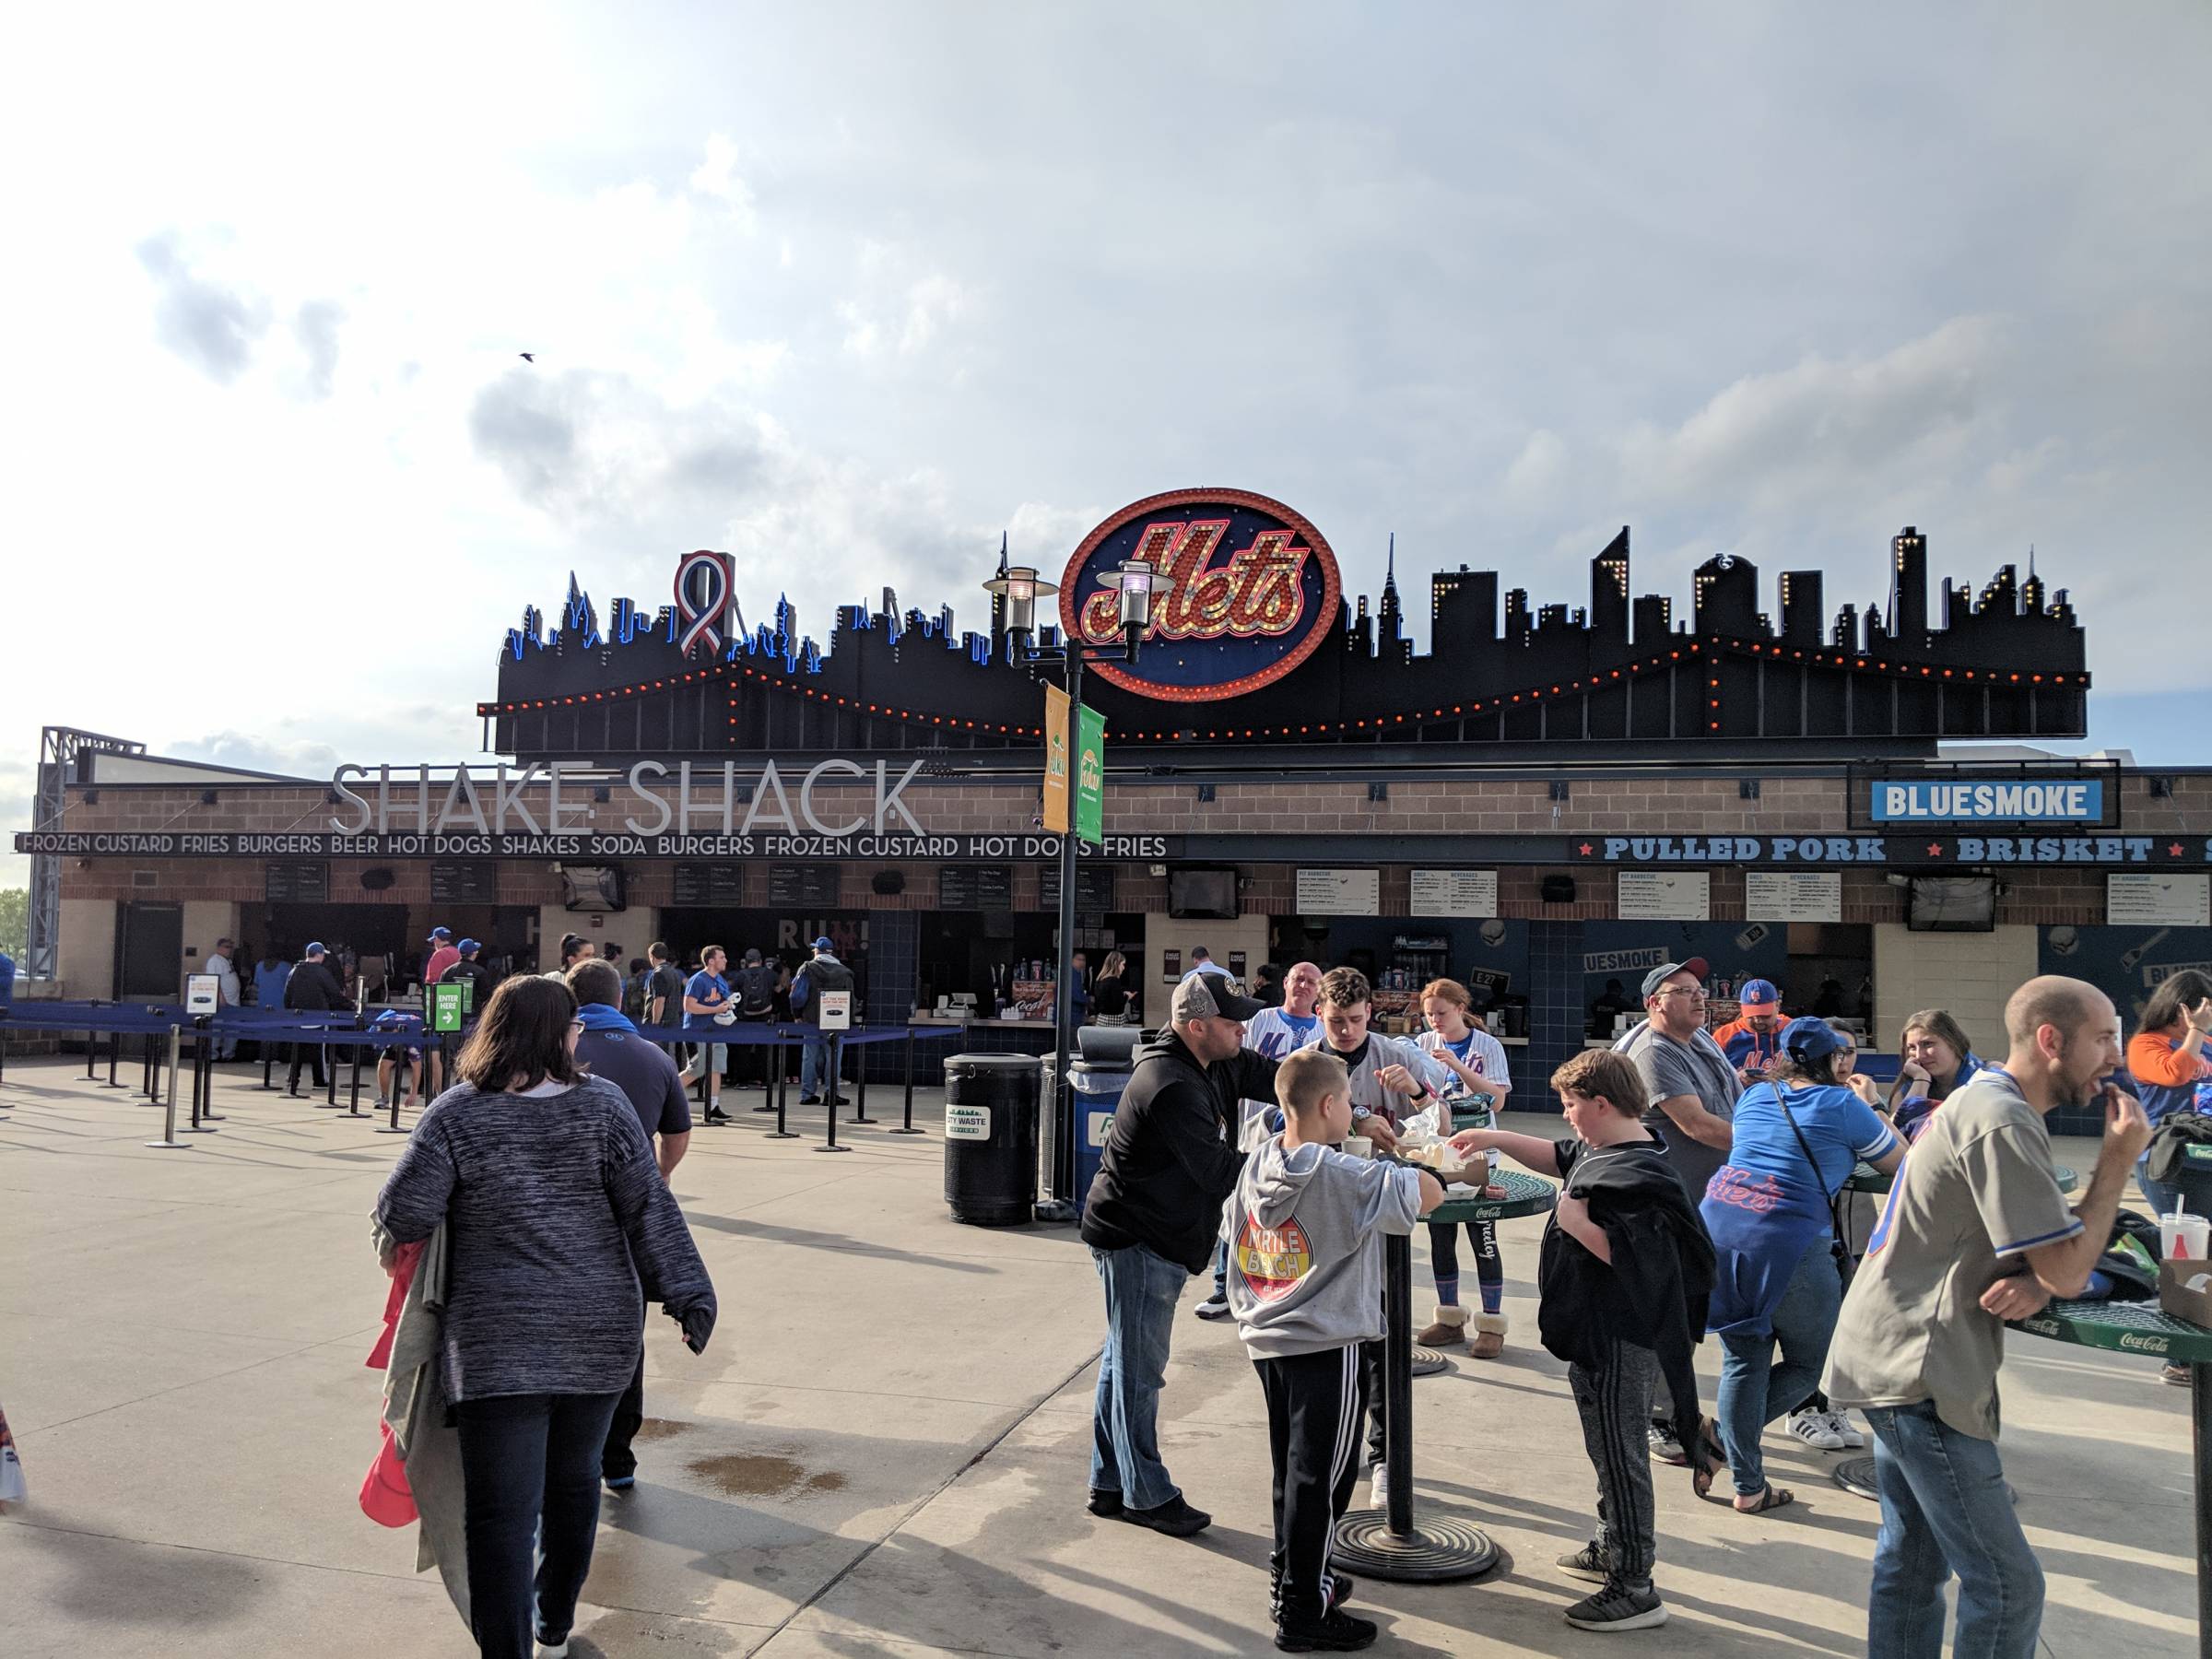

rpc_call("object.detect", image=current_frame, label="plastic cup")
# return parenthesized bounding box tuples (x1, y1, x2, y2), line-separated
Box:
(2161, 1212, 2211, 1260)
(1343, 1135, 1373, 1159)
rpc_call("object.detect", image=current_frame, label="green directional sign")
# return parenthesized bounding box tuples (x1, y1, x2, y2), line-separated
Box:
(432, 982, 465, 1034)
(1076, 701, 1105, 847)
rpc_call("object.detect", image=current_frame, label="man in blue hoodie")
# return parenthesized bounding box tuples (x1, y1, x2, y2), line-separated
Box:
(1230, 1048, 1441, 1653)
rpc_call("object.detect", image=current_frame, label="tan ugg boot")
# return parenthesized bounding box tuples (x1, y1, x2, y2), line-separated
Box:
(1415, 1304, 1469, 1348)
(1469, 1310, 1509, 1359)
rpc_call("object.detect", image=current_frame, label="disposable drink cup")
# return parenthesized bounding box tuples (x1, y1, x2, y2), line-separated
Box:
(2168, 1214, 2212, 1260)
(1343, 1135, 1373, 1159)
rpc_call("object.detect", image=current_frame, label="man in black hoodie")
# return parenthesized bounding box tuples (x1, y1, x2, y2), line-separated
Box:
(283, 941, 354, 1095)
(1079, 973, 1278, 1538)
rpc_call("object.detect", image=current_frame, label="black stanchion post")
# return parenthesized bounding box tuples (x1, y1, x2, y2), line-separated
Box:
(767, 1028, 797, 1139)
(346, 1039, 366, 1117)
(850, 1029, 875, 1124)
(182, 1019, 219, 1135)
(102, 1025, 124, 1088)
(259, 1034, 277, 1091)
(146, 1024, 192, 1150)
(755, 1027, 778, 1113)
(85, 1025, 98, 1081)
(200, 1024, 226, 1121)
(375, 1039, 410, 1135)
(324, 1035, 338, 1109)
(890, 1029, 924, 1135)
(814, 1042, 849, 1153)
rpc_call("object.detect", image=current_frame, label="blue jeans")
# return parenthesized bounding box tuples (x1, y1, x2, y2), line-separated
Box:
(1089, 1241, 1190, 1511)
(1716, 1237, 1841, 1498)
(453, 1390, 624, 1659)
(801, 1031, 845, 1098)
(1864, 1401, 2043, 1659)
(2139, 1152, 2184, 1219)
(1212, 1237, 1230, 1300)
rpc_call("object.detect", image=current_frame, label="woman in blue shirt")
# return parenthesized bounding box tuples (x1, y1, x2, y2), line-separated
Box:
(1702, 1018, 1903, 1513)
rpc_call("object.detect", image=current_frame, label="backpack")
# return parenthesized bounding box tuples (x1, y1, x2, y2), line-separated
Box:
(622, 970, 650, 1022)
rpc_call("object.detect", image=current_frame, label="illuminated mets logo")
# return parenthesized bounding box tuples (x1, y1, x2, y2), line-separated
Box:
(1057, 488, 1342, 703)
(1237, 1215, 1314, 1301)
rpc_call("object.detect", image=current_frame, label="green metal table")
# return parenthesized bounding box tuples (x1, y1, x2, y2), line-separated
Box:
(2009, 1300, 2212, 1655)
(1846, 1161, 2077, 1194)
(1332, 1167, 1557, 1583)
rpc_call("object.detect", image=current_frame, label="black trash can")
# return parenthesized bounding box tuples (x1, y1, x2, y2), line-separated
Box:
(943, 1053, 1041, 1226)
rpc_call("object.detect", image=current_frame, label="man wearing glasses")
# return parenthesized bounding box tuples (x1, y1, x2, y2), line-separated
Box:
(1617, 958, 1741, 1463)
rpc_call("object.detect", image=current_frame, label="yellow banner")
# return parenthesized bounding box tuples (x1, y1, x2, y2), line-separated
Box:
(1041, 683, 1071, 833)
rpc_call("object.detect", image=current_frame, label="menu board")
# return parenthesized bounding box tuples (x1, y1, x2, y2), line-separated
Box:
(2108, 872, 2211, 927)
(265, 860, 328, 903)
(1745, 870, 1842, 924)
(429, 860, 499, 905)
(672, 863, 746, 906)
(767, 865, 841, 906)
(1409, 868, 1499, 917)
(1617, 869, 1711, 921)
(1039, 863, 1116, 910)
(1297, 867, 1380, 916)
(939, 865, 1014, 910)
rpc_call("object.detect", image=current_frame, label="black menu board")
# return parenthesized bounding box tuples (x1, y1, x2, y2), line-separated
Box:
(429, 861, 498, 904)
(265, 861, 329, 903)
(672, 864, 746, 906)
(767, 865, 841, 906)
(938, 865, 1014, 910)
(1040, 863, 1117, 910)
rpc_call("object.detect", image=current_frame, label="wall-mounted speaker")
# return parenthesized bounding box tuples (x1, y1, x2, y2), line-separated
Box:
(871, 869, 906, 896)
(360, 868, 396, 892)
(1540, 875, 1577, 904)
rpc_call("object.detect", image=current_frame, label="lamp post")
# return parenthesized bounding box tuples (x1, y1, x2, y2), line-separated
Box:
(983, 555, 1158, 1209)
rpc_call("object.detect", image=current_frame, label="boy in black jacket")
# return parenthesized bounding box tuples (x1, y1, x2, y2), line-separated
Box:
(1079, 974, 1278, 1539)
(1449, 1049, 1717, 1633)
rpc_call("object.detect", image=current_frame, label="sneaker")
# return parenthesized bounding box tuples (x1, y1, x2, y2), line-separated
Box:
(374, 1096, 391, 1109)
(1564, 1581, 1667, 1632)
(1646, 1425, 1688, 1465)
(1275, 1606, 1379, 1653)
(536, 1637, 571, 1658)
(2164, 1361, 2192, 1387)
(1823, 1409, 1865, 1449)
(1787, 1408, 1847, 1452)
(1193, 1291, 1232, 1321)
(799, 1093, 823, 1105)
(1269, 1570, 1357, 1618)
(1556, 1541, 1612, 1584)
(701, 1105, 731, 1125)
(603, 1474, 635, 1492)
(1367, 1465, 1389, 1509)
(1087, 1488, 1124, 1518)
(1118, 1495, 1211, 1537)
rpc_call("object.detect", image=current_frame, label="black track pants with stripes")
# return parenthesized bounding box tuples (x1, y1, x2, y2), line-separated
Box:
(1254, 1346, 1368, 1623)
(1568, 1336, 1660, 1585)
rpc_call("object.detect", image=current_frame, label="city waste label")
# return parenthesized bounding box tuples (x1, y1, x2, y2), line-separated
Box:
(946, 1104, 992, 1140)
(1087, 1111, 1114, 1147)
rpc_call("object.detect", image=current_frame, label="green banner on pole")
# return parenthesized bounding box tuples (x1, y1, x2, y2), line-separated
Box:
(432, 982, 465, 1034)
(1076, 702, 1106, 846)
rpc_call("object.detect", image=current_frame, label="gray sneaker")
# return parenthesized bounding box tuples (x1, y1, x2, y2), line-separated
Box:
(1564, 1580, 1667, 1631)
(1556, 1541, 1611, 1584)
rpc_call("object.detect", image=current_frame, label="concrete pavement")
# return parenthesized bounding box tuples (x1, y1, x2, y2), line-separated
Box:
(1, 1053, 2199, 1656)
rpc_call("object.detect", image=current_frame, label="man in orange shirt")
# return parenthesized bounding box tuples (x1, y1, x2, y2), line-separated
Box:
(1712, 980, 1787, 1088)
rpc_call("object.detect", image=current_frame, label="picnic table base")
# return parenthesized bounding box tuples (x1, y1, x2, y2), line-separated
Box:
(1410, 1347, 1449, 1377)
(1833, 1453, 2012, 1505)
(1330, 1509, 1498, 1581)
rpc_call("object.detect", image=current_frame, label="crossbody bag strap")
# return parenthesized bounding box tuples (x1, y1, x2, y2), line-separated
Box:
(1771, 1082, 1853, 1253)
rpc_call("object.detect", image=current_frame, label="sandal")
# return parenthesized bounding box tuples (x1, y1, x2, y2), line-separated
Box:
(1732, 1485, 1796, 1514)
(1688, 1418, 1729, 1500)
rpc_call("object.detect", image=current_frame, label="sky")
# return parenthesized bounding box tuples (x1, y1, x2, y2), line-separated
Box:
(6, 3, 2209, 883)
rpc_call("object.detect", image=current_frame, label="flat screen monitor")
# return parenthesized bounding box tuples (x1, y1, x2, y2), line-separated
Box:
(1169, 866, 1239, 920)
(559, 864, 627, 913)
(1906, 875, 1994, 932)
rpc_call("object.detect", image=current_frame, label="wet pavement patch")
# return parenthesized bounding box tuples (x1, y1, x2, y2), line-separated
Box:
(688, 1452, 849, 1497)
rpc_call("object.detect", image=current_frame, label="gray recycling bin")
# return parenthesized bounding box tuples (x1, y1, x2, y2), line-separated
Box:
(942, 1053, 1040, 1226)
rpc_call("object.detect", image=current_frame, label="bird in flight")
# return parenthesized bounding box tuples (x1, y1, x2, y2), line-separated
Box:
(519, 352, 535, 363)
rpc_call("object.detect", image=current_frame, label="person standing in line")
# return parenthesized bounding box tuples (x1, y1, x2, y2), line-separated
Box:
(1193, 962, 1325, 1323)
(1617, 958, 1738, 1464)
(1295, 965, 1451, 1507)
(621, 958, 652, 1023)
(1711, 979, 1787, 1088)
(543, 933, 590, 981)
(791, 936, 855, 1107)
(1079, 973, 1279, 1538)
(1701, 1018, 1901, 1514)
(645, 942, 686, 1061)
(206, 936, 241, 1059)
(600, 941, 623, 965)
(284, 942, 351, 1094)
(1823, 977, 2150, 1659)
(567, 959, 693, 1494)
(374, 974, 715, 1659)
(1066, 949, 1091, 1028)
(423, 927, 462, 994)
(680, 947, 735, 1125)
(1228, 1048, 1442, 1653)
(1414, 979, 1515, 1359)
(1189, 947, 1231, 981)
(1449, 1051, 1718, 1633)
(1090, 951, 1132, 1025)
(253, 947, 290, 1010)
(1250, 962, 1286, 1008)
(729, 947, 777, 1086)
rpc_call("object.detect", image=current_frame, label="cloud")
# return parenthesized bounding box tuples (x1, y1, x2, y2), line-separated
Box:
(135, 230, 271, 383)
(839, 240, 975, 362)
(164, 731, 340, 776)
(1501, 429, 1568, 506)
(688, 134, 756, 230)
(292, 300, 345, 399)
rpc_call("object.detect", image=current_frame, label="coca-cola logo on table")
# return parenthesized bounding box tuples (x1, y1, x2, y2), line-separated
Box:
(1058, 488, 1342, 702)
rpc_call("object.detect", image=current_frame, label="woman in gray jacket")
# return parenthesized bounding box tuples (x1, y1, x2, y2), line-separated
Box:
(376, 974, 715, 1659)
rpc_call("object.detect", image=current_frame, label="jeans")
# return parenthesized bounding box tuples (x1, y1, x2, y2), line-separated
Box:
(1864, 1401, 2043, 1659)
(287, 1040, 328, 1090)
(601, 1305, 648, 1481)
(801, 1030, 845, 1099)
(1089, 1242, 1190, 1511)
(2138, 1152, 2184, 1219)
(454, 1390, 624, 1659)
(1716, 1237, 1842, 1498)
(1211, 1236, 1230, 1300)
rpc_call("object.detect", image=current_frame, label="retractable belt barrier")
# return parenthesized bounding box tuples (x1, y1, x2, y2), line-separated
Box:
(628, 1021, 964, 1149)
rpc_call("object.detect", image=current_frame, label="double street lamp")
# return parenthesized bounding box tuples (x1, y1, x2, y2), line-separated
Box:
(982, 555, 1159, 1207)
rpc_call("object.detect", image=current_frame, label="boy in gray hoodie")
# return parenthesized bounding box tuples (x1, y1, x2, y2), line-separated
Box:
(1229, 1050, 1443, 1653)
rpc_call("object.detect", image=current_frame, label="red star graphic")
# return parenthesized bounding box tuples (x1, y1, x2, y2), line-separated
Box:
(1578, 841, 1594, 857)
(2171, 842, 2186, 858)
(1925, 841, 1945, 857)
